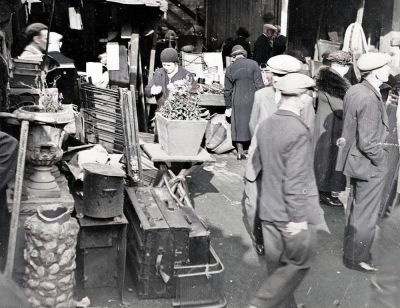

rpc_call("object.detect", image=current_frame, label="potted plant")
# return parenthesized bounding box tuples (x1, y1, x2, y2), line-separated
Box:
(156, 79, 208, 156)
(15, 72, 74, 198)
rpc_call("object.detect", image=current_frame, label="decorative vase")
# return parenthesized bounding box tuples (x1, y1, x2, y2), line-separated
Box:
(16, 105, 74, 198)
(155, 113, 207, 156)
(24, 204, 79, 308)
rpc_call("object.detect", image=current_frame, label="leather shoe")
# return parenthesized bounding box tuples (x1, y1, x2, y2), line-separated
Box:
(319, 193, 344, 207)
(344, 260, 378, 272)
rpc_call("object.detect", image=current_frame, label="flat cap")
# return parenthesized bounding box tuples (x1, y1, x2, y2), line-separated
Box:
(275, 73, 316, 95)
(267, 55, 302, 75)
(357, 52, 391, 71)
(264, 24, 277, 31)
(326, 50, 352, 65)
(230, 45, 247, 57)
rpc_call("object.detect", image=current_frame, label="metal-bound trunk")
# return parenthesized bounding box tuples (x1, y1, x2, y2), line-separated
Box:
(83, 163, 125, 218)
(124, 187, 190, 299)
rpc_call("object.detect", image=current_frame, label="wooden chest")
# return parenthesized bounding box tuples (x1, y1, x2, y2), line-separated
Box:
(76, 213, 127, 301)
(124, 187, 190, 299)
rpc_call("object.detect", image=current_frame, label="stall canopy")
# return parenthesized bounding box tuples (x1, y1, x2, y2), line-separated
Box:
(106, 0, 168, 12)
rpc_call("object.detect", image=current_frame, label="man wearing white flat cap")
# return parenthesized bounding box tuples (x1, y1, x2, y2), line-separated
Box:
(336, 52, 391, 272)
(244, 54, 303, 257)
(248, 73, 327, 308)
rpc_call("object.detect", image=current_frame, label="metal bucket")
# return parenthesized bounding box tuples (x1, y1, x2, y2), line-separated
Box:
(82, 163, 125, 218)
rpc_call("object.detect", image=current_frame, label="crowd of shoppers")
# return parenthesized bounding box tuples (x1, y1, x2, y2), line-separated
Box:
(220, 27, 397, 305)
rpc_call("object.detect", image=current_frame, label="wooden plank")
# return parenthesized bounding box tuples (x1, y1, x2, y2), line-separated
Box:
(138, 53, 148, 131)
(142, 143, 215, 163)
(4, 120, 29, 278)
(356, 0, 365, 24)
(127, 33, 143, 185)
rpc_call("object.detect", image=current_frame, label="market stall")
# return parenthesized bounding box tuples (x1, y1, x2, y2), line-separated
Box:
(1, 0, 226, 306)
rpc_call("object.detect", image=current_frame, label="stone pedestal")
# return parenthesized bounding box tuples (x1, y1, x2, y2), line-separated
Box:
(6, 173, 74, 281)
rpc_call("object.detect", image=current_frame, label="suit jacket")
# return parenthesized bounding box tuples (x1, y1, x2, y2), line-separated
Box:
(336, 80, 389, 180)
(253, 34, 273, 65)
(254, 110, 325, 227)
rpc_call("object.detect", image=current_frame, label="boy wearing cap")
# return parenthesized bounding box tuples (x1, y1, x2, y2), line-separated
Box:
(313, 50, 352, 208)
(249, 73, 327, 308)
(336, 52, 391, 272)
(145, 47, 193, 107)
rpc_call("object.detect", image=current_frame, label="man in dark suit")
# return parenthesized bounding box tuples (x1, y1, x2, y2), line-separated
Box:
(272, 25, 287, 56)
(336, 52, 392, 272)
(253, 24, 276, 66)
(249, 73, 327, 308)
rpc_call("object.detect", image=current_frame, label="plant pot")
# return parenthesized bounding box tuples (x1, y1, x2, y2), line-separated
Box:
(16, 105, 74, 198)
(156, 113, 207, 156)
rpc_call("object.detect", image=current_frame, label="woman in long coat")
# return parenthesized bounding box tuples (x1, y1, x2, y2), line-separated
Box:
(224, 45, 264, 159)
(313, 50, 352, 207)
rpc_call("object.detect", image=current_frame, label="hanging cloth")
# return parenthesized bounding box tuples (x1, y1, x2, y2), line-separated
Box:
(342, 22, 368, 56)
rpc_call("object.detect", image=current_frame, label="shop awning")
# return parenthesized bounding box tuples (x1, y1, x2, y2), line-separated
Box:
(106, 0, 168, 12)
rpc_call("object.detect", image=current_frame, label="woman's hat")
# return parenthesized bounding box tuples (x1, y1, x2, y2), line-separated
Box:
(160, 48, 179, 63)
(326, 50, 352, 65)
(230, 45, 247, 57)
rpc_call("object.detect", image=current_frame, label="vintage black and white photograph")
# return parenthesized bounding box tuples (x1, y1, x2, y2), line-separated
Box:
(0, 0, 399, 307)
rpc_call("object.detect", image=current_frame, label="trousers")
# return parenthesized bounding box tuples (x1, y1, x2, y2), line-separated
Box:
(343, 175, 386, 265)
(369, 202, 400, 307)
(251, 222, 316, 308)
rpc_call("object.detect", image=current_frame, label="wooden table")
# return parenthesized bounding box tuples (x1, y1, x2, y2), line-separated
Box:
(198, 94, 225, 107)
(142, 143, 215, 208)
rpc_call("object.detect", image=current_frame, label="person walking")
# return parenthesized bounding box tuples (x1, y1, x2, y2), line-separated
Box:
(243, 54, 303, 256)
(336, 52, 391, 272)
(224, 45, 264, 160)
(313, 50, 352, 207)
(248, 73, 327, 308)
(253, 24, 277, 66)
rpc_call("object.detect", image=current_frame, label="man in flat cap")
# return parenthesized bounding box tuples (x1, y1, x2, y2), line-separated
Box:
(248, 73, 327, 308)
(253, 24, 277, 66)
(244, 54, 303, 256)
(19, 23, 48, 61)
(336, 52, 391, 272)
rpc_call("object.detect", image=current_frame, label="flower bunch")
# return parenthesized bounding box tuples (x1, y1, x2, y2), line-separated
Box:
(159, 78, 207, 120)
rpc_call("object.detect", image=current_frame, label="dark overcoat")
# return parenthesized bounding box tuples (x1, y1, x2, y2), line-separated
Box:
(336, 80, 389, 180)
(253, 34, 274, 65)
(224, 57, 264, 142)
(313, 68, 350, 192)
